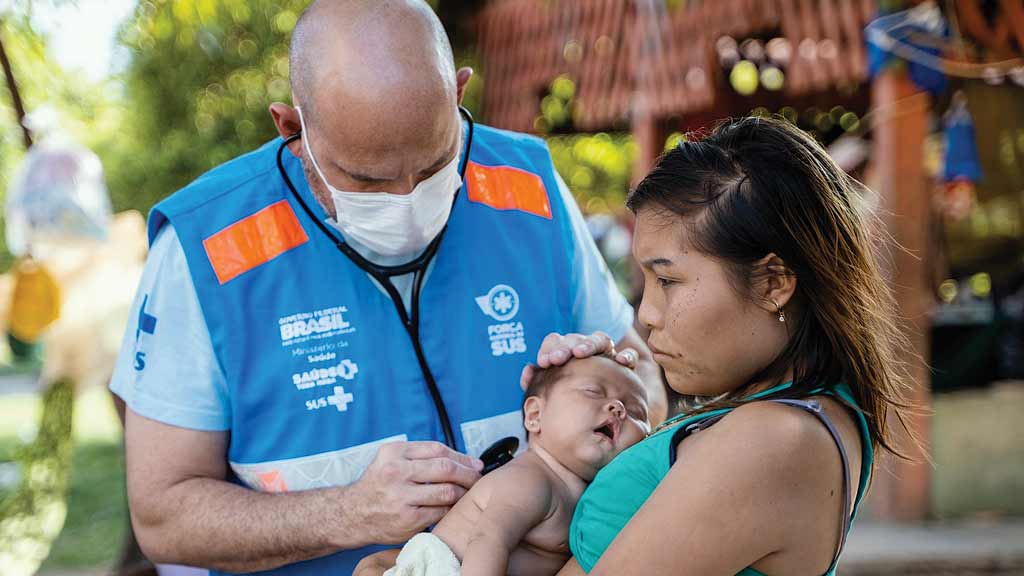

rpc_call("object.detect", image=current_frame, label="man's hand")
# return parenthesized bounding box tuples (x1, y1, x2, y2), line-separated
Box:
(126, 410, 482, 572)
(345, 441, 484, 545)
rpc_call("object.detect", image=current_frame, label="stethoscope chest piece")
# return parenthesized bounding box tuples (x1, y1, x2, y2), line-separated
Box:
(480, 436, 520, 475)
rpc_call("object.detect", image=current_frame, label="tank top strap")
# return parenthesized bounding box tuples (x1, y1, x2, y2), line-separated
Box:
(767, 399, 852, 576)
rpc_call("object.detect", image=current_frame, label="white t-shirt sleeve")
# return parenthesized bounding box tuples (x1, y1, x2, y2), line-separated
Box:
(557, 172, 635, 343)
(109, 225, 230, 431)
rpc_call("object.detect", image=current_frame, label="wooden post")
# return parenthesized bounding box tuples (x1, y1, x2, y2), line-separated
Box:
(630, 0, 666, 188)
(631, 100, 664, 188)
(868, 66, 933, 522)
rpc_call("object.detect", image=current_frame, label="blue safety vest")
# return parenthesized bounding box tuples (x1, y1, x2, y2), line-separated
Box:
(148, 124, 577, 574)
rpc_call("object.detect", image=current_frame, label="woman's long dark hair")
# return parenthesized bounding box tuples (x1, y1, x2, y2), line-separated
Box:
(629, 116, 915, 457)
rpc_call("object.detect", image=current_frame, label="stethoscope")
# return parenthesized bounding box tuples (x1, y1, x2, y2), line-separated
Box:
(275, 106, 474, 451)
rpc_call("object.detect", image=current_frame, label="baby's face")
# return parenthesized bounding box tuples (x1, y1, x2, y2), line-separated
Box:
(531, 356, 650, 481)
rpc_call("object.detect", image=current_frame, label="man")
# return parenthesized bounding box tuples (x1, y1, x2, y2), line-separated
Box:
(110, 1, 666, 574)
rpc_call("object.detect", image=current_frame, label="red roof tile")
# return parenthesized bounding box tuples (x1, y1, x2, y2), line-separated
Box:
(476, 0, 876, 132)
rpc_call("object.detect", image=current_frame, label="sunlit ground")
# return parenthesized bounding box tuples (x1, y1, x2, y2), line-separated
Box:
(0, 385, 125, 572)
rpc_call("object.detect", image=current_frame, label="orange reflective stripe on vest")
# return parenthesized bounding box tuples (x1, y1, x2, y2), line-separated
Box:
(465, 161, 552, 219)
(202, 200, 309, 284)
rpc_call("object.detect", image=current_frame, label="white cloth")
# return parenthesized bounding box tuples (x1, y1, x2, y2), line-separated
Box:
(383, 533, 461, 576)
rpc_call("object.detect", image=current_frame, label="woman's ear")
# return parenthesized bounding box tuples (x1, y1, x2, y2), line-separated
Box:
(523, 396, 544, 434)
(753, 253, 797, 313)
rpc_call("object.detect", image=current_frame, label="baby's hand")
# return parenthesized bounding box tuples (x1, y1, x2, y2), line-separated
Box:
(353, 549, 400, 576)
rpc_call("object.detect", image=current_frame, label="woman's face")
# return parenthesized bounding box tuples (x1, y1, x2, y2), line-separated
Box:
(633, 207, 788, 397)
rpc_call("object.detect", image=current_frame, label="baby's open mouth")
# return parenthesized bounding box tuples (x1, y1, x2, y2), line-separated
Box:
(594, 421, 618, 443)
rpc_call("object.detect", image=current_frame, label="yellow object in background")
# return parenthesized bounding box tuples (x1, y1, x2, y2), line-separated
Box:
(8, 256, 62, 343)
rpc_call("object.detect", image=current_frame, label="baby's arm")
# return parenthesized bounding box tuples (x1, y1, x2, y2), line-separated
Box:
(460, 463, 554, 576)
(353, 549, 400, 576)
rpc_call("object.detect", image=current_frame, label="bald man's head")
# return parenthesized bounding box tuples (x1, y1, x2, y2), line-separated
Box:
(269, 0, 470, 210)
(289, 0, 456, 126)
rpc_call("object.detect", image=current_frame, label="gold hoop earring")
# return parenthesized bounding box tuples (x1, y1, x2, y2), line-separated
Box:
(772, 299, 786, 323)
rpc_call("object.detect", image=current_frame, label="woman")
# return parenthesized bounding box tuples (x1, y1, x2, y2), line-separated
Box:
(553, 116, 914, 575)
(358, 115, 914, 575)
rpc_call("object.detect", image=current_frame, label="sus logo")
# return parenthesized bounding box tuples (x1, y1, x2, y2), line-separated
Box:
(475, 284, 520, 322)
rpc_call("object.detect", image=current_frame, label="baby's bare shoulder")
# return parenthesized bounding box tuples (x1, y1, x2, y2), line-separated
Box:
(472, 454, 557, 514)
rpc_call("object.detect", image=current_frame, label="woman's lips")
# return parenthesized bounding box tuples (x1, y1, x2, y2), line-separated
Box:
(647, 342, 671, 358)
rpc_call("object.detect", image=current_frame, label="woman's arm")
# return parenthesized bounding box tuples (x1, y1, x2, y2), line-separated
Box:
(587, 402, 845, 575)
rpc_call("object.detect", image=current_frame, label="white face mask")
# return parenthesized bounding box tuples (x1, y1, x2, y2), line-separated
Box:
(296, 106, 462, 258)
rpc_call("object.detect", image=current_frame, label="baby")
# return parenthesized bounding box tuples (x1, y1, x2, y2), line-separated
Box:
(368, 355, 650, 576)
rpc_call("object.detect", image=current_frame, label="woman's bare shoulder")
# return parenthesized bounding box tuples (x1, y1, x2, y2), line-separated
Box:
(675, 400, 844, 493)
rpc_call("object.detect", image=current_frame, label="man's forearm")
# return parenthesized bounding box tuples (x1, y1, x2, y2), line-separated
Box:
(133, 476, 363, 572)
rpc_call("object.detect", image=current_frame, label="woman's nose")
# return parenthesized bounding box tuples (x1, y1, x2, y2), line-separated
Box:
(637, 292, 661, 331)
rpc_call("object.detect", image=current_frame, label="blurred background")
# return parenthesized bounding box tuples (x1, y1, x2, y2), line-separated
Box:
(0, 0, 1021, 574)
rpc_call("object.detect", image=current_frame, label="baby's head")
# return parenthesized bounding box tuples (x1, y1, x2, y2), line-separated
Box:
(522, 355, 650, 481)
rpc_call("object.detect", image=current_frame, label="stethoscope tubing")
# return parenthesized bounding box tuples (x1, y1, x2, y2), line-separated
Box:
(274, 106, 476, 449)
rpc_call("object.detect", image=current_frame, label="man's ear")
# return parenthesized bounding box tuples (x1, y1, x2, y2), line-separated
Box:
(753, 252, 797, 313)
(269, 102, 303, 157)
(523, 395, 544, 434)
(456, 67, 473, 105)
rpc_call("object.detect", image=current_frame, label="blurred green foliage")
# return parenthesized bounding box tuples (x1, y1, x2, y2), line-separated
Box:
(534, 74, 636, 212)
(0, 382, 127, 573)
(38, 440, 125, 569)
(0, 0, 493, 258)
(0, 380, 73, 575)
(548, 132, 635, 213)
(104, 0, 310, 216)
(104, 0, 486, 218)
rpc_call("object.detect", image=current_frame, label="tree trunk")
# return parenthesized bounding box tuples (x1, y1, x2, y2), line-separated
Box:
(0, 19, 33, 149)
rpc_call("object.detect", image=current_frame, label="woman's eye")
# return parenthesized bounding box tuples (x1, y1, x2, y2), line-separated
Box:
(656, 277, 675, 288)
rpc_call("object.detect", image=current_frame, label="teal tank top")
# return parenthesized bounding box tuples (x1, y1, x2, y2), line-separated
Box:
(569, 383, 873, 575)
